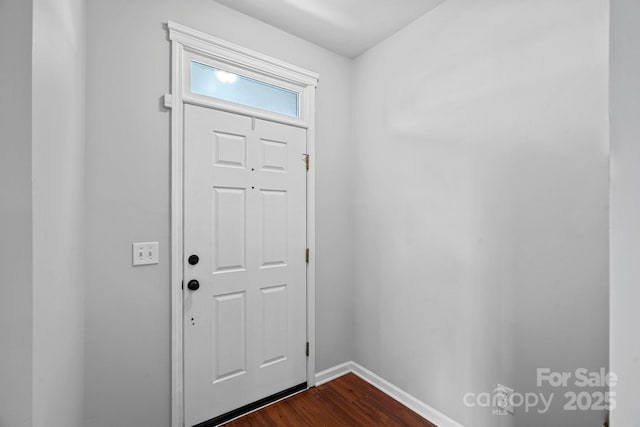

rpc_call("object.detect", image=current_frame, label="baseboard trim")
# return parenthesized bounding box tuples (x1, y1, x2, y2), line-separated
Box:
(314, 361, 353, 386)
(315, 361, 465, 427)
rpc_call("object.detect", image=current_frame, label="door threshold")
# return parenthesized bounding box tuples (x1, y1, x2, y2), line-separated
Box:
(192, 382, 308, 427)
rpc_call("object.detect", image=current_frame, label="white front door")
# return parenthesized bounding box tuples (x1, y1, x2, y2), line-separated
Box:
(183, 105, 308, 426)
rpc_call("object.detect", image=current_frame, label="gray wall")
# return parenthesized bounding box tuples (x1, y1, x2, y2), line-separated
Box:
(19, 1, 617, 426)
(351, 0, 609, 426)
(0, 1, 85, 426)
(32, 0, 86, 426)
(84, 1, 353, 426)
(0, 0, 33, 426)
(610, 0, 640, 425)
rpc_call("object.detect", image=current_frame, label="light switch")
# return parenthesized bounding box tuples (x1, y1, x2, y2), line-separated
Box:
(133, 242, 159, 266)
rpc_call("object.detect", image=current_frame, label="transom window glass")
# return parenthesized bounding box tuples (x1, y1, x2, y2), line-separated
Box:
(190, 61, 299, 118)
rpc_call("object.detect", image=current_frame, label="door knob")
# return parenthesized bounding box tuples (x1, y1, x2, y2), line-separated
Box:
(188, 254, 199, 265)
(187, 280, 200, 291)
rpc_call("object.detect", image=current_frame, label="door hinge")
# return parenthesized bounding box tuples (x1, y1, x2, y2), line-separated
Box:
(181, 280, 184, 290)
(306, 342, 309, 357)
(305, 153, 310, 171)
(305, 248, 310, 263)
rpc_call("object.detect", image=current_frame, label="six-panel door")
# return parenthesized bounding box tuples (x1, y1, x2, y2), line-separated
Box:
(183, 105, 307, 426)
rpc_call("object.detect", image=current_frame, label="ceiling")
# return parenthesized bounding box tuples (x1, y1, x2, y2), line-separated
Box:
(214, 0, 446, 58)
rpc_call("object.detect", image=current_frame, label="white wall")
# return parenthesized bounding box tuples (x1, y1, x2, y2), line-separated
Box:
(610, 0, 640, 425)
(0, 0, 34, 426)
(351, 0, 609, 426)
(31, 0, 86, 426)
(84, 1, 353, 426)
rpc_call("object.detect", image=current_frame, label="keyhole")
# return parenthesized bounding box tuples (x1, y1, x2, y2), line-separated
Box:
(191, 317, 196, 326)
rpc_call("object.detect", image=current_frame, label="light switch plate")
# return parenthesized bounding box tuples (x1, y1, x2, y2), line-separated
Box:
(133, 242, 159, 266)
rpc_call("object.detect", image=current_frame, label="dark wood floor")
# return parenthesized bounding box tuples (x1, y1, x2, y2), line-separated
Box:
(223, 373, 437, 427)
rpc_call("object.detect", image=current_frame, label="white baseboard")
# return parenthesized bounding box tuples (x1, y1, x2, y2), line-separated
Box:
(314, 361, 353, 386)
(315, 361, 465, 427)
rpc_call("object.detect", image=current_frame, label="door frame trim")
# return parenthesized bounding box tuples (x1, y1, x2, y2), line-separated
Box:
(166, 21, 319, 427)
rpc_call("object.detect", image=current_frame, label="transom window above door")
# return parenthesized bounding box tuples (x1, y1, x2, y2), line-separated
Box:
(190, 61, 300, 118)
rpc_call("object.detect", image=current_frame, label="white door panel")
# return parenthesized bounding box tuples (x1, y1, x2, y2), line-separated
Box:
(184, 105, 307, 426)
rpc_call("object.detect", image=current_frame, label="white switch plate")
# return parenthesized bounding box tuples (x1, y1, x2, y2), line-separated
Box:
(133, 242, 159, 266)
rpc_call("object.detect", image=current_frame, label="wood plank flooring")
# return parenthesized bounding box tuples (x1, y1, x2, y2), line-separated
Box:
(223, 373, 437, 427)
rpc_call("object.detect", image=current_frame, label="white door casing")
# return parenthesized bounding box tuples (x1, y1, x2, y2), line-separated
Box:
(183, 106, 307, 426)
(167, 22, 319, 427)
